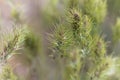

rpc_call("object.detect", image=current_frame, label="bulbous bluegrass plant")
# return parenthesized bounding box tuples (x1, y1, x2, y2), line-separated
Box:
(0, 0, 120, 80)
(0, 25, 28, 80)
(50, 0, 120, 80)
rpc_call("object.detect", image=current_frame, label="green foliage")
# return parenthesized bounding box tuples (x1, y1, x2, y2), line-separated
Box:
(0, 65, 19, 80)
(0, 24, 29, 80)
(83, 0, 107, 24)
(50, 25, 73, 56)
(24, 30, 41, 59)
(49, 0, 119, 80)
(112, 18, 120, 43)
(8, 0, 22, 22)
(66, 0, 80, 9)
(41, 0, 63, 27)
(108, 0, 120, 16)
(0, 25, 27, 62)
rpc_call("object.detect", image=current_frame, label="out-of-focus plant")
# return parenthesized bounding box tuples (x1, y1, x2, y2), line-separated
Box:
(0, 64, 19, 80)
(50, 0, 120, 80)
(0, 23, 29, 80)
(82, 0, 107, 24)
(108, 0, 120, 17)
(0, 1, 41, 79)
(112, 18, 120, 44)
